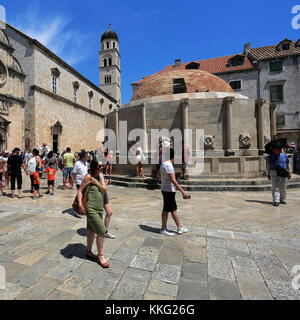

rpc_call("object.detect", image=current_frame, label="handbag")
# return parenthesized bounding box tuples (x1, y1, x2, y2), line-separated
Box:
(72, 185, 91, 216)
(277, 166, 289, 178)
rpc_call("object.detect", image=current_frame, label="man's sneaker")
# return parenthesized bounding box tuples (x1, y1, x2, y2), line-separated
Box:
(273, 202, 280, 206)
(105, 231, 115, 239)
(177, 226, 188, 234)
(160, 229, 175, 237)
(45, 191, 50, 195)
(280, 200, 287, 205)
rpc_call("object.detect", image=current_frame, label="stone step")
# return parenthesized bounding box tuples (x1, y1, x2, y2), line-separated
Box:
(105, 175, 300, 186)
(107, 179, 300, 192)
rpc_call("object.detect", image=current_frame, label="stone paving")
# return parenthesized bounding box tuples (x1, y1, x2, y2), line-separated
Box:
(0, 173, 300, 300)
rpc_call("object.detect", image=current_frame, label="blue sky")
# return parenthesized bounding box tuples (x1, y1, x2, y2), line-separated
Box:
(2, 0, 300, 103)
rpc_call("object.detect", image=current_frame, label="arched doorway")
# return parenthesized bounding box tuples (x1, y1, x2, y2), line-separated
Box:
(51, 121, 63, 153)
(0, 116, 10, 152)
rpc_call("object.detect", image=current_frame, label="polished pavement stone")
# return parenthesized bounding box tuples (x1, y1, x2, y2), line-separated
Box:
(0, 173, 300, 299)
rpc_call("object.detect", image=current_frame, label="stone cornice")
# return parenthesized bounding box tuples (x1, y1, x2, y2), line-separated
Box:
(7, 67, 26, 80)
(0, 93, 26, 106)
(99, 48, 121, 58)
(0, 40, 14, 54)
(99, 64, 121, 73)
(31, 85, 104, 118)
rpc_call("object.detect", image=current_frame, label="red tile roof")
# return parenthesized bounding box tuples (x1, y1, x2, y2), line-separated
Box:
(248, 42, 300, 61)
(133, 54, 254, 85)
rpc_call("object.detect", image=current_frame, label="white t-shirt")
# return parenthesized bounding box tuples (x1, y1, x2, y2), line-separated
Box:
(73, 160, 88, 186)
(27, 157, 37, 174)
(161, 161, 176, 192)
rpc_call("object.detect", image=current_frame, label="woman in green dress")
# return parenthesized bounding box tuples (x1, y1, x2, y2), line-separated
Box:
(77, 159, 109, 268)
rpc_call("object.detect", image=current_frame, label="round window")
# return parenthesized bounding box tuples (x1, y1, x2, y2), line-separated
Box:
(0, 61, 7, 85)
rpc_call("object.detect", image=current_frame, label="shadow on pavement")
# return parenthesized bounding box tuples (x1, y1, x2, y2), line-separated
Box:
(77, 228, 88, 237)
(62, 208, 81, 218)
(139, 224, 161, 234)
(60, 243, 87, 260)
(245, 200, 273, 205)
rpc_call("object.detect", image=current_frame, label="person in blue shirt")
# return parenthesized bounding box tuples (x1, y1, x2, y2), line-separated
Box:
(267, 143, 291, 206)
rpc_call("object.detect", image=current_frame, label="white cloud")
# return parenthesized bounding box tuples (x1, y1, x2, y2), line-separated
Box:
(10, 4, 92, 66)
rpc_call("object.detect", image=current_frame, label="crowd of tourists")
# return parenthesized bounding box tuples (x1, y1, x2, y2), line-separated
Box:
(1, 137, 300, 268)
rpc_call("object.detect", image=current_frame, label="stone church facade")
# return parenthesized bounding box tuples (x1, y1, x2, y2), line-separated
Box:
(0, 28, 25, 152)
(0, 23, 120, 153)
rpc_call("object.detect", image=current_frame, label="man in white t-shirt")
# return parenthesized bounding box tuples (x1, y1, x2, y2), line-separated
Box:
(160, 147, 190, 236)
(72, 151, 89, 190)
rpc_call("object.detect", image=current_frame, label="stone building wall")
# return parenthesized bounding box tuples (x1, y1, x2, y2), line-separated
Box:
(4, 25, 36, 148)
(33, 91, 104, 152)
(0, 29, 25, 152)
(219, 71, 259, 99)
(219, 56, 300, 145)
(6, 103, 25, 150)
(259, 56, 300, 145)
(34, 48, 116, 115)
(4, 23, 114, 151)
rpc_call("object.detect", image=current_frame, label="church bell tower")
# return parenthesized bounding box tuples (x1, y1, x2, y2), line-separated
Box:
(99, 25, 121, 105)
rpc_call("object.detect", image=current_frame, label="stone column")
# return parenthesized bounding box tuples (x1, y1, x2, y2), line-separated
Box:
(181, 98, 189, 143)
(269, 103, 277, 139)
(224, 97, 235, 156)
(114, 108, 119, 153)
(141, 103, 147, 152)
(256, 98, 266, 154)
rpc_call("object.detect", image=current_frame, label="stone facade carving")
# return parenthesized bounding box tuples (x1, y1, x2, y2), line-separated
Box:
(204, 135, 215, 149)
(239, 134, 251, 149)
(0, 100, 13, 116)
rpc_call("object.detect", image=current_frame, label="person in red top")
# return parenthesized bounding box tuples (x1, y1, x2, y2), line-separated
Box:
(32, 168, 41, 200)
(46, 162, 56, 195)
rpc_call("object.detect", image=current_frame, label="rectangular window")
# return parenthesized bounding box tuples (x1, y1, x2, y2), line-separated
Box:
(270, 61, 283, 72)
(173, 78, 187, 94)
(276, 114, 285, 126)
(270, 85, 284, 102)
(281, 43, 290, 51)
(52, 76, 57, 94)
(107, 42, 109, 49)
(74, 88, 77, 104)
(229, 80, 242, 90)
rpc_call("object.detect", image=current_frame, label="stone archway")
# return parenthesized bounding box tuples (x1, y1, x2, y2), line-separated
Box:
(0, 116, 10, 152)
(51, 121, 63, 153)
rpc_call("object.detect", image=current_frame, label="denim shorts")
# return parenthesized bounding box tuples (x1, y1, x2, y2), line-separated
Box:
(63, 167, 73, 178)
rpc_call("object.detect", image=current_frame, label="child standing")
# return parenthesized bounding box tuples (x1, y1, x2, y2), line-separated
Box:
(32, 168, 41, 200)
(46, 162, 56, 195)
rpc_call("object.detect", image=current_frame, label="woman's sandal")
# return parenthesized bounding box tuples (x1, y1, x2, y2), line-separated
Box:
(85, 250, 98, 261)
(97, 254, 110, 268)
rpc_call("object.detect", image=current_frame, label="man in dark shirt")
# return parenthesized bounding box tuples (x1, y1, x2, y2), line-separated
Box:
(7, 148, 27, 198)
